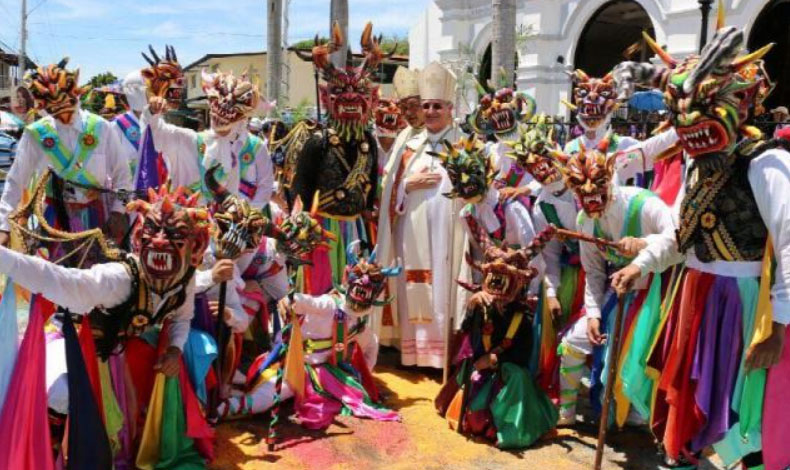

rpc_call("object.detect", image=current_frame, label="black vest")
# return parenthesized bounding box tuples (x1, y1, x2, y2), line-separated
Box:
(677, 152, 768, 262)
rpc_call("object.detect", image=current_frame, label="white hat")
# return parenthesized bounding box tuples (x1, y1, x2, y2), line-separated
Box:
(393, 66, 420, 99)
(122, 70, 147, 113)
(248, 117, 263, 132)
(418, 62, 456, 103)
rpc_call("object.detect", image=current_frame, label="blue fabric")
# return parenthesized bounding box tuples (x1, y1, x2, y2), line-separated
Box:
(0, 281, 18, 408)
(590, 291, 620, 415)
(182, 330, 217, 405)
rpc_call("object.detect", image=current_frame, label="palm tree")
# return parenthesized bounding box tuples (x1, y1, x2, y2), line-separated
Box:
(491, 0, 517, 87)
(266, 0, 284, 111)
(330, 0, 348, 68)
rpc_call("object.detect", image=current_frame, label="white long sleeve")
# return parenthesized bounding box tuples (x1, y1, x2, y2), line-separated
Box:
(0, 110, 133, 231)
(250, 142, 273, 209)
(749, 149, 790, 325)
(615, 129, 679, 183)
(0, 245, 131, 313)
(165, 279, 196, 350)
(145, 111, 201, 189)
(532, 183, 578, 298)
(578, 186, 679, 318)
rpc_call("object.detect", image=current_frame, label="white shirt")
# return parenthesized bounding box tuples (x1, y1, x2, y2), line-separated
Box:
(0, 108, 133, 231)
(0, 246, 193, 350)
(147, 112, 273, 209)
(532, 180, 579, 298)
(578, 186, 678, 319)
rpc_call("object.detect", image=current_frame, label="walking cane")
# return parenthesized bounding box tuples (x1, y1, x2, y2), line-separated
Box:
(593, 294, 627, 470)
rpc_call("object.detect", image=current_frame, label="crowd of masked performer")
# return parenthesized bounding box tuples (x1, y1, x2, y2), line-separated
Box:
(0, 19, 789, 470)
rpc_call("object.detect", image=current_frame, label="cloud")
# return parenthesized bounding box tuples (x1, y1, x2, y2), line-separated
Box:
(138, 20, 186, 39)
(50, 0, 112, 19)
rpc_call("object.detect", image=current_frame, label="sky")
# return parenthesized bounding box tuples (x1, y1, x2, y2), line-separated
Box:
(0, 0, 429, 80)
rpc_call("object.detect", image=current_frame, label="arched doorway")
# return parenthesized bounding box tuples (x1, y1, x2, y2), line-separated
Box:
(573, 1, 656, 76)
(748, 0, 790, 112)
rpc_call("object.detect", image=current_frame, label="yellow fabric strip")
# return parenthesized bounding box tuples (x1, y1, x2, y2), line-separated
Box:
(751, 236, 774, 348)
(711, 231, 736, 262)
(135, 373, 166, 470)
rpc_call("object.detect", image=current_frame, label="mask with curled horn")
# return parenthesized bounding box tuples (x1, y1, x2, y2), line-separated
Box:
(126, 184, 210, 295)
(553, 135, 616, 219)
(141, 45, 184, 109)
(643, 26, 775, 162)
(24, 58, 88, 125)
(275, 192, 337, 263)
(468, 82, 536, 139)
(296, 22, 395, 140)
(201, 68, 260, 133)
(504, 115, 563, 185)
(335, 241, 402, 312)
(204, 164, 277, 260)
(428, 136, 493, 203)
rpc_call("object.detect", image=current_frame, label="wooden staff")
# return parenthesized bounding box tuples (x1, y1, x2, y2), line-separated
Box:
(593, 294, 627, 470)
(552, 225, 622, 251)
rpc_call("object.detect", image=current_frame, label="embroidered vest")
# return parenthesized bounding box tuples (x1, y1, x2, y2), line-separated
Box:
(314, 129, 374, 218)
(677, 153, 767, 262)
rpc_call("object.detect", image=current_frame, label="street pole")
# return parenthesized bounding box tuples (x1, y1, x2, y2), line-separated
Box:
(19, 0, 27, 82)
(698, 0, 714, 53)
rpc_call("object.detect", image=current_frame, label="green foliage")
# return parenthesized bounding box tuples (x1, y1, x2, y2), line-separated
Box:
(79, 71, 119, 114)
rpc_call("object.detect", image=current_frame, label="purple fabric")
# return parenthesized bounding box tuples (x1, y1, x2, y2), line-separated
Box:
(135, 125, 162, 192)
(690, 276, 743, 452)
(190, 293, 215, 336)
(109, 354, 133, 470)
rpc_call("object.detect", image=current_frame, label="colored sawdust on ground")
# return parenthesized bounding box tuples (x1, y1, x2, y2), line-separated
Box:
(210, 349, 722, 470)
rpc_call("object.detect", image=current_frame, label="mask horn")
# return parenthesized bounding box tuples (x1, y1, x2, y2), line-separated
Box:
(148, 45, 161, 64)
(57, 57, 70, 69)
(731, 43, 774, 70)
(716, 0, 726, 30)
(642, 31, 676, 68)
(368, 244, 378, 264)
(346, 240, 361, 266)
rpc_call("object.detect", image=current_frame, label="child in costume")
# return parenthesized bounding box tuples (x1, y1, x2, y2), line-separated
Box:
(436, 229, 558, 449)
(503, 116, 585, 398)
(552, 137, 678, 427)
(215, 243, 401, 428)
(613, 25, 790, 470)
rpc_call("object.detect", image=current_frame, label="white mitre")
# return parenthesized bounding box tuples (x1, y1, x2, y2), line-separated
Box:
(122, 70, 147, 113)
(393, 66, 420, 99)
(418, 62, 456, 103)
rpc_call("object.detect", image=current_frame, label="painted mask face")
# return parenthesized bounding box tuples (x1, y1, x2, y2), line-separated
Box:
(505, 116, 562, 185)
(429, 136, 493, 202)
(571, 70, 618, 132)
(25, 58, 86, 125)
(297, 22, 393, 141)
(341, 244, 401, 312)
(469, 88, 536, 138)
(141, 45, 185, 109)
(656, 28, 773, 160)
(479, 246, 535, 304)
(202, 69, 260, 133)
(275, 196, 336, 262)
(555, 137, 616, 218)
(375, 97, 406, 138)
(128, 187, 210, 295)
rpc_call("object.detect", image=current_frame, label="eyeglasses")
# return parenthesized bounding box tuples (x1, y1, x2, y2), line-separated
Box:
(422, 102, 446, 111)
(399, 99, 422, 112)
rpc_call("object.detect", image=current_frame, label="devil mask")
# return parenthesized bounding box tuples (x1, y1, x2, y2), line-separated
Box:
(650, 28, 772, 162)
(25, 58, 87, 125)
(202, 69, 260, 133)
(554, 136, 616, 218)
(276, 195, 337, 262)
(127, 186, 210, 295)
(468, 87, 536, 139)
(141, 45, 185, 110)
(504, 115, 562, 185)
(338, 242, 401, 312)
(570, 70, 618, 132)
(375, 97, 406, 139)
(429, 136, 494, 202)
(297, 22, 393, 141)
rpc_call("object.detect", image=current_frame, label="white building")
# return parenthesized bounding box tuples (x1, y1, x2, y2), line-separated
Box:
(409, 0, 790, 117)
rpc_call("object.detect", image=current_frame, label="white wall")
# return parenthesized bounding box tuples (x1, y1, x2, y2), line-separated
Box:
(410, 0, 777, 118)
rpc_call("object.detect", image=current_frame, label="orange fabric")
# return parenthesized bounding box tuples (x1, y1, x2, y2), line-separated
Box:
(658, 269, 713, 460)
(445, 389, 464, 431)
(389, 148, 415, 226)
(406, 269, 432, 284)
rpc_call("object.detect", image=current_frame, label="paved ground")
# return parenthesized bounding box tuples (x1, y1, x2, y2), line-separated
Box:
(211, 349, 723, 470)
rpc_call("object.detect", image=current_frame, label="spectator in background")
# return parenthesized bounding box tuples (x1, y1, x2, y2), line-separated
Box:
(771, 106, 789, 137)
(11, 86, 36, 124)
